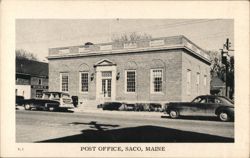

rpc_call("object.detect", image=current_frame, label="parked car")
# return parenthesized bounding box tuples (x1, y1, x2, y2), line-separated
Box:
(165, 95, 234, 122)
(23, 92, 77, 111)
(16, 95, 25, 106)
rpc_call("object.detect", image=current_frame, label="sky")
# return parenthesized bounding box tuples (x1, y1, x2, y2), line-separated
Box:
(16, 19, 234, 62)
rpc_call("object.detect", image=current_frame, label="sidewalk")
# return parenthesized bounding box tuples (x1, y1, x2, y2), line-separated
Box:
(16, 105, 165, 117)
(72, 107, 164, 117)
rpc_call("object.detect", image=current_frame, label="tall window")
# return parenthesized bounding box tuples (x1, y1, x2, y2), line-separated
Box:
(126, 70, 136, 92)
(196, 72, 200, 85)
(38, 78, 42, 85)
(186, 69, 191, 95)
(61, 73, 69, 92)
(196, 72, 200, 93)
(204, 75, 207, 87)
(151, 69, 163, 93)
(80, 72, 89, 92)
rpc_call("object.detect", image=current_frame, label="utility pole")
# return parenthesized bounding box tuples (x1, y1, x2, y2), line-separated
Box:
(221, 38, 231, 97)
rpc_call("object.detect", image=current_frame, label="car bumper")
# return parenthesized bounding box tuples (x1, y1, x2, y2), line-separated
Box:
(59, 104, 75, 108)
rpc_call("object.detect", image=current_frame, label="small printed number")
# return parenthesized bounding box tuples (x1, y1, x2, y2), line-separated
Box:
(18, 147, 24, 151)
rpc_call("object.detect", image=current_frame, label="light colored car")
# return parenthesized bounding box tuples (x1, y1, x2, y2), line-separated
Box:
(23, 92, 77, 111)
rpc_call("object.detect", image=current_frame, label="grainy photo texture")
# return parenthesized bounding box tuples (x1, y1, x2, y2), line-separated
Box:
(15, 19, 234, 143)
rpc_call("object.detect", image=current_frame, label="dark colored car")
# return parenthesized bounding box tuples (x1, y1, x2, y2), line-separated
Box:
(23, 92, 77, 111)
(165, 95, 234, 122)
(16, 95, 25, 106)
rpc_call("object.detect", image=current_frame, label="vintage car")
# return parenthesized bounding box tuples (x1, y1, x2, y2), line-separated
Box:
(165, 95, 234, 122)
(16, 95, 25, 106)
(23, 92, 77, 111)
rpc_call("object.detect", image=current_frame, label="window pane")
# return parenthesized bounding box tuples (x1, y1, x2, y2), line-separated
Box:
(127, 71, 136, 92)
(196, 72, 200, 85)
(36, 90, 43, 98)
(38, 79, 42, 85)
(107, 79, 111, 97)
(61, 74, 69, 92)
(186, 70, 191, 95)
(152, 69, 162, 92)
(102, 71, 112, 77)
(204, 75, 207, 86)
(81, 73, 88, 92)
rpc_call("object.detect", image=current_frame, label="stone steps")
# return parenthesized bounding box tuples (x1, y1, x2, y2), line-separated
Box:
(76, 100, 101, 110)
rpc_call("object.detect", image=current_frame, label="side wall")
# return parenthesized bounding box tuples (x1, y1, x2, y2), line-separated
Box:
(30, 77, 49, 98)
(181, 50, 211, 101)
(15, 85, 31, 99)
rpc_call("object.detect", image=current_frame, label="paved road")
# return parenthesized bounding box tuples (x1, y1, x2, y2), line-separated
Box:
(16, 110, 234, 142)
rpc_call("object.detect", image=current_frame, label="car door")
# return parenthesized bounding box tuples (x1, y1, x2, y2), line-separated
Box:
(183, 97, 206, 116)
(194, 97, 208, 116)
(205, 97, 222, 116)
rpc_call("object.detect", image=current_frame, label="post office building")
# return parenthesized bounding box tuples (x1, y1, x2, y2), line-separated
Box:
(48, 35, 211, 105)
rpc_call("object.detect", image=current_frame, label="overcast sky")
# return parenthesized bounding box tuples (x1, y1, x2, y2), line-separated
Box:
(16, 19, 233, 62)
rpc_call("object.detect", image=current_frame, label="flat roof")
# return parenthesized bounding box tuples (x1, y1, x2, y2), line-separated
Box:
(48, 35, 211, 64)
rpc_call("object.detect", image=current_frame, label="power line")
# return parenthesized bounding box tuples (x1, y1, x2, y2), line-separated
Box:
(16, 19, 226, 45)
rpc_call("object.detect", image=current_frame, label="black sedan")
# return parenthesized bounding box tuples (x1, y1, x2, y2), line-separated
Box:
(165, 95, 234, 122)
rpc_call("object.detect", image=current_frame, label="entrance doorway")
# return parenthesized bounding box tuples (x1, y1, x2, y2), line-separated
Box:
(95, 59, 117, 101)
(101, 71, 112, 99)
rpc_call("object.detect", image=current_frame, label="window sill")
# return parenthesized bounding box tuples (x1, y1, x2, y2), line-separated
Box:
(61, 91, 69, 93)
(79, 92, 89, 94)
(125, 92, 136, 94)
(150, 92, 165, 95)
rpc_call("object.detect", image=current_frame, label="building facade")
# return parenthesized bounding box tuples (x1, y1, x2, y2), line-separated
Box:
(16, 59, 48, 99)
(48, 35, 211, 105)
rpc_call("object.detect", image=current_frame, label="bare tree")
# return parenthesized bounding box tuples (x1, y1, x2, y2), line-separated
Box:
(16, 49, 38, 61)
(209, 51, 223, 77)
(111, 32, 152, 43)
(209, 50, 234, 99)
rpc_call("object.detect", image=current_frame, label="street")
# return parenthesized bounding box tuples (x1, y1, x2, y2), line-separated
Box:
(16, 109, 234, 143)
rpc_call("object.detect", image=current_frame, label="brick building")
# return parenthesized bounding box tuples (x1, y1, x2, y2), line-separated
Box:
(48, 35, 211, 106)
(16, 59, 48, 99)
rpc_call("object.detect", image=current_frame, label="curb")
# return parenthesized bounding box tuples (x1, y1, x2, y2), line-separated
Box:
(73, 108, 164, 116)
(16, 106, 165, 117)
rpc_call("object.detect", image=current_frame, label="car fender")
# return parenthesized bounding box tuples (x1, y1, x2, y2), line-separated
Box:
(215, 106, 234, 116)
(166, 105, 180, 114)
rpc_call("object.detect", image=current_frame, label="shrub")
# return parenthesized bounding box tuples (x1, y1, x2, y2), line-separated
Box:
(102, 102, 123, 111)
(124, 104, 136, 111)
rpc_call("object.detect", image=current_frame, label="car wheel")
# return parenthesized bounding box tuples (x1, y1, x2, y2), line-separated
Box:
(219, 112, 230, 122)
(169, 110, 179, 119)
(24, 104, 31, 110)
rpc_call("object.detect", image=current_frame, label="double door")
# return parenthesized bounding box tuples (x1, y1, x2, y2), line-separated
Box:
(102, 79, 111, 98)
(101, 71, 112, 99)
(96, 66, 116, 101)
